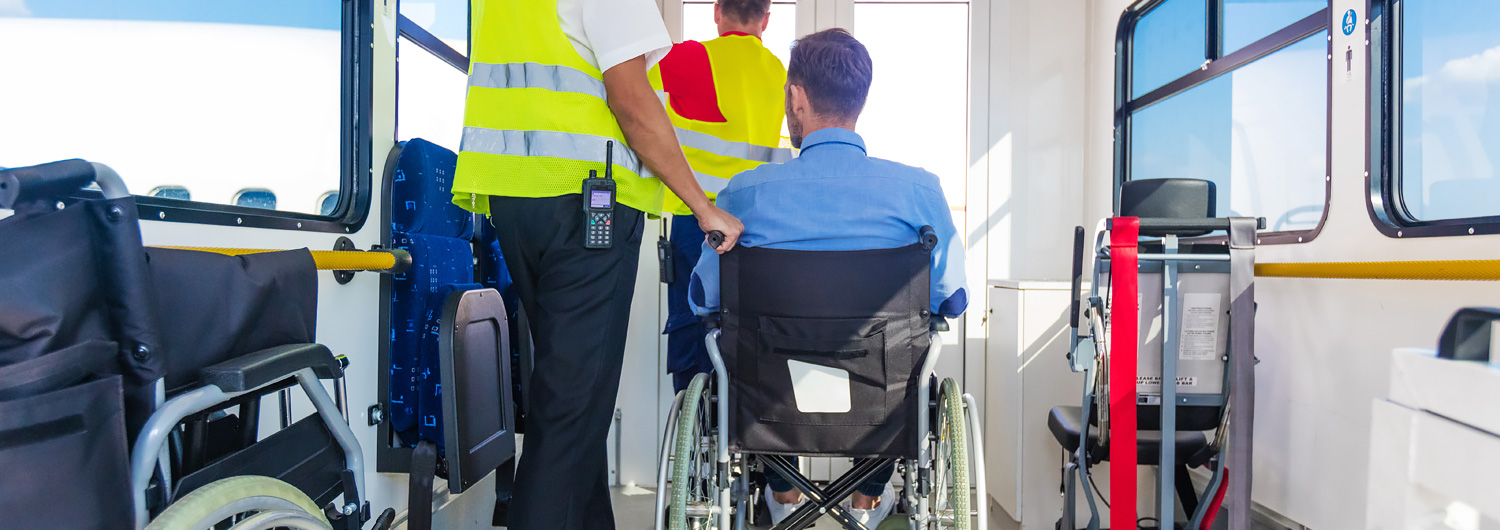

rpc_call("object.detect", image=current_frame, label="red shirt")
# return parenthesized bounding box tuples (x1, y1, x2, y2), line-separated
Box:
(656, 32, 758, 123)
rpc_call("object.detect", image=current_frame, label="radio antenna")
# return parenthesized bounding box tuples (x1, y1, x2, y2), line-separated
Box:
(604, 140, 615, 180)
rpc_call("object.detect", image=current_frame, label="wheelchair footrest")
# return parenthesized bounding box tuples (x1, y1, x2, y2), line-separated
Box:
(172, 415, 346, 507)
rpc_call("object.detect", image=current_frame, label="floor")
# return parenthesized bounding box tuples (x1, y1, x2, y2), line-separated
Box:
(609, 486, 1018, 530)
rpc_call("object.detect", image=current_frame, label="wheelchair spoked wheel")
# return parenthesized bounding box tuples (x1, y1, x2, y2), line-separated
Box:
(144, 475, 332, 530)
(669, 372, 724, 530)
(929, 378, 972, 530)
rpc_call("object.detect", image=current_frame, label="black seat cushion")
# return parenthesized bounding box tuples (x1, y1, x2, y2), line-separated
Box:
(1047, 406, 1209, 466)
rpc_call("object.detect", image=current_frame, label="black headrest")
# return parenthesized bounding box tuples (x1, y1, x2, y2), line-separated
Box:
(1119, 179, 1217, 237)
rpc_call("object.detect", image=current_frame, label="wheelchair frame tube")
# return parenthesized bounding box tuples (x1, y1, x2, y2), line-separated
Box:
(132, 383, 235, 529)
(963, 394, 987, 530)
(705, 329, 732, 530)
(130, 368, 365, 530)
(914, 334, 943, 529)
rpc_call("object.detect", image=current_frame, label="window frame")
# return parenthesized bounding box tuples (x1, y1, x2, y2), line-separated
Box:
(1115, 0, 1333, 245)
(1366, 0, 1500, 238)
(126, 0, 374, 233)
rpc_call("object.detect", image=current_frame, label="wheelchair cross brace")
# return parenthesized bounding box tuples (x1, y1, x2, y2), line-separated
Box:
(762, 456, 894, 530)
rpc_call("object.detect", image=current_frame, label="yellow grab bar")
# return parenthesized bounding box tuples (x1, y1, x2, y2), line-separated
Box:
(1255, 259, 1500, 281)
(153, 246, 411, 273)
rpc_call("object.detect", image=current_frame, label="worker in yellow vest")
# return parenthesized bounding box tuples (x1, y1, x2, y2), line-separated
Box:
(448, 0, 742, 527)
(648, 0, 791, 397)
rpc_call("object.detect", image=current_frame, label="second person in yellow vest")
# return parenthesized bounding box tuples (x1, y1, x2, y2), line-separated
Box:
(648, 0, 791, 399)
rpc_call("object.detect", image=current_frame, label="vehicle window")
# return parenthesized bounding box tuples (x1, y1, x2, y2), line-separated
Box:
(682, 1, 798, 66)
(856, 2, 971, 218)
(1133, 0, 1209, 98)
(1122, 1, 1329, 240)
(0, 0, 343, 216)
(1131, 33, 1328, 231)
(1392, 0, 1500, 222)
(1223, 0, 1324, 55)
(398, 0, 468, 152)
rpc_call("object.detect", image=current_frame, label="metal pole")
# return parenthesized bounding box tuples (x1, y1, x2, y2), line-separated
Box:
(1159, 235, 1180, 525)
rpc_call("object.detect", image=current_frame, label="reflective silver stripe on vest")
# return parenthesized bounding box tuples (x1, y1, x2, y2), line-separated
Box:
(468, 62, 608, 100)
(674, 127, 793, 164)
(695, 171, 730, 194)
(461, 127, 652, 178)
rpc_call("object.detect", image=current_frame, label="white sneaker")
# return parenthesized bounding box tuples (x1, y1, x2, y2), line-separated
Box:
(766, 491, 807, 524)
(841, 482, 896, 528)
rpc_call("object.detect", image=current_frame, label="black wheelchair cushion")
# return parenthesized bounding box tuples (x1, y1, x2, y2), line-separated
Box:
(200, 343, 341, 393)
(1047, 406, 1208, 466)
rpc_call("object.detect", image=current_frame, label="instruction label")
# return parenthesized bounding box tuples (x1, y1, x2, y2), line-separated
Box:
(1179, 293, 1222, 360)
(1137, 375, 1198, 388)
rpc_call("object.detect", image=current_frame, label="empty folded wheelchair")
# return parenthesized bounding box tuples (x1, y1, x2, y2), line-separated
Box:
(0, 160, 388, 530)
(654, 226, 986, 530)
(1053, 178, 1260, 530)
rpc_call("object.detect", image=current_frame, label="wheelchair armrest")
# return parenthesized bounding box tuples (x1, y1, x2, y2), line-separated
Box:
(929, 316, 950, 333)
(703, 312, 723, 330)
(200, 343, 343, 393)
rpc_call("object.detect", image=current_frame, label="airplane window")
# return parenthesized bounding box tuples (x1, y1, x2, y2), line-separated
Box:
(233, 189, 278, 210)
(856, 1, 970, 224)
(1390, 0, 1500, 222)
(318, 191, 340, 216)
(1130, 32, 1329, 232)
(148, 185, 191, 202)
(0, 0, 343, 217)
(398, 0, 467, 152)
(1132, 0, 1208, 99)
(1223, 0, 1325, 55)
(682, 1, 798, 67)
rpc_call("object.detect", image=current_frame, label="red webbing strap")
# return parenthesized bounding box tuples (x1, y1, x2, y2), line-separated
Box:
(1109, 217, 1140, 530)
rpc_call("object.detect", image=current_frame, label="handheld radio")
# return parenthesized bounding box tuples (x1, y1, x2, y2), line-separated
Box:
(582, 141, 617, 249)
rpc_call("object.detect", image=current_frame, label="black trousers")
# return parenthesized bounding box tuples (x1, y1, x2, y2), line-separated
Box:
(489, 195, 644, 530)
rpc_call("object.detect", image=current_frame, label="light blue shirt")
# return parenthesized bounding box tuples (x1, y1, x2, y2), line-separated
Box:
(689, 127, 969, 317)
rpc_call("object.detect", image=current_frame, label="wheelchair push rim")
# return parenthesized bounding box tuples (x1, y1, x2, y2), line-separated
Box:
(144, 475, 332, 530)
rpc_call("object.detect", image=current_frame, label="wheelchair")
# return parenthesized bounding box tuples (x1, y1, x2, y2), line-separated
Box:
(0, 160, 392, 530)
(654, 227, 986, 530)
(1051, 179, 1260, 530)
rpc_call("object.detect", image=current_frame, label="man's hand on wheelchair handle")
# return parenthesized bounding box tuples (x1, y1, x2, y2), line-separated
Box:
(695, 203, 743, 254)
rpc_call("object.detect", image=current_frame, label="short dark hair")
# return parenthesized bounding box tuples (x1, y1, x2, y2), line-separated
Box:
(717, 0, 771, 24)
(786, 28, 872, 121)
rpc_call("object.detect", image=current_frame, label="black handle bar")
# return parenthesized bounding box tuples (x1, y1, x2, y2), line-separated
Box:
(1106, 217, 1268, 232)
(0, 159, 130, 209)
(706, 230, 725, 250)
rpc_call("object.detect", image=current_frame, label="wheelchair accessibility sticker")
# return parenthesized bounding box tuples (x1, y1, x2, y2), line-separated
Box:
(1342, 9, 1358, 36)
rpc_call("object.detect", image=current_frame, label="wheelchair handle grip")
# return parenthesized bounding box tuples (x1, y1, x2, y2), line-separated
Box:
(919, 225, 938, 252)
(0, 159, 129, 209)
(706, 230, 725, 250)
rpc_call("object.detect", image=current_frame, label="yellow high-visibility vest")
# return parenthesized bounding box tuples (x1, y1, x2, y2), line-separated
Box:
(650, 34, 791, 215)
(451, 0, 661, 215)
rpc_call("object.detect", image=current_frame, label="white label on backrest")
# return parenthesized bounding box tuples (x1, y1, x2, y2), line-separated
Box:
(787, 360, 852, 413)
(1179, 293, 1222, 361)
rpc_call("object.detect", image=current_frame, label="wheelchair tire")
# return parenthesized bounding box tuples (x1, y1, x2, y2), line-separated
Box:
(932, 378, 972, 530)
(145, 475, 331, 530)
(669, 372, 719, 530)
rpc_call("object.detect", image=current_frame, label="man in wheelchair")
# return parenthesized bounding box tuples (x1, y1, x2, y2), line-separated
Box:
(684, 28, 968, 527)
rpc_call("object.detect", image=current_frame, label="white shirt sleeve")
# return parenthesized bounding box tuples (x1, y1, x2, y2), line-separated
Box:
(562, 0, 673, 74)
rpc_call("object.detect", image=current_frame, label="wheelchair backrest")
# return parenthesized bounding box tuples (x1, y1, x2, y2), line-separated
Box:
(718, 242, 932, 458)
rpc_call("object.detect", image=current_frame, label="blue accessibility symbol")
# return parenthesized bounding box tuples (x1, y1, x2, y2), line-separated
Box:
(1342, 9, 1358, 36)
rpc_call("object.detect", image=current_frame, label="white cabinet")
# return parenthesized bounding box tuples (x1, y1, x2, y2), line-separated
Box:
(985, 281, 1088, 528)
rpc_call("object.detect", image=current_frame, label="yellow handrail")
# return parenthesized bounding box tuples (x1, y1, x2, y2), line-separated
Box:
(153, 246, 409, 273)
(1255, 259, 1500, 281)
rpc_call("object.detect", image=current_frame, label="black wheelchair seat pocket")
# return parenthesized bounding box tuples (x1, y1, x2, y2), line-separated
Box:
(752, 316, 890, 426)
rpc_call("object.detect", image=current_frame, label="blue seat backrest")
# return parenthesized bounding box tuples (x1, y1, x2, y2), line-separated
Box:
(389, 233, 473, 446)
(387, 138, 478, 450)
(391, 138, 474, 240)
